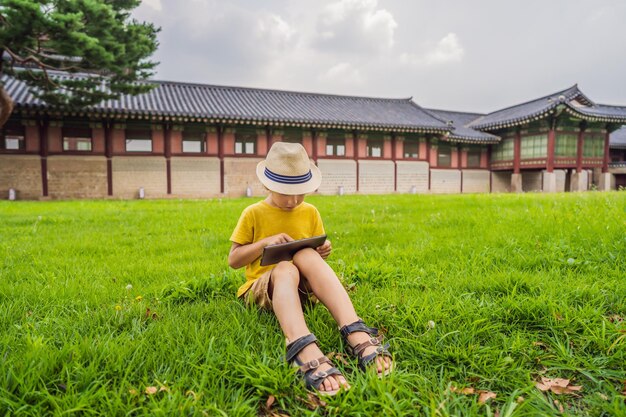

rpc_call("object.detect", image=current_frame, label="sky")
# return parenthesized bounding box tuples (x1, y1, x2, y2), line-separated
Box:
(132, 0, 626, 114)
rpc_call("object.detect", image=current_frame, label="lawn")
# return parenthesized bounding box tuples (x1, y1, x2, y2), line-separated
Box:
(1, 192, 625, 416)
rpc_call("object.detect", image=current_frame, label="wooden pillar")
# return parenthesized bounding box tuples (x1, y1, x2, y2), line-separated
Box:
(39, 118, 49, 197)
(547, 120, 556, 173)
(217, 124, 224, 193)
(105, 121, 113, 196)
(576, 123, 586, 173)
(311, 129, 318, 163)
(513, 129, 521, 174)
(391, 133, 397, 192)
(602, 128, 611, 173)
(164, 124, 172, 194)
(353, 130, 359, 192)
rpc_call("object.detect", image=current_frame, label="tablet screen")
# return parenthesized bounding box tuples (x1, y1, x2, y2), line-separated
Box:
(260, 234, 327, 266)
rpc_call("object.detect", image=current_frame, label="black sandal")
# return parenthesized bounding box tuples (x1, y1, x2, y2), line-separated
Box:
(339, 319, 393, 376)
(286, 334, 347, 396)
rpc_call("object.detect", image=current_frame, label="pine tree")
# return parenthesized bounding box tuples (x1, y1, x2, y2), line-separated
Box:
(0, 0, 159, 127)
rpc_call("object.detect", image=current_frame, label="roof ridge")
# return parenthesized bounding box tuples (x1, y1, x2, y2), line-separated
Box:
(481, 84, 580, 116)
(595, 102, 626, 108)
(150, 78, 413, 103)
(426, 107, 486, 117)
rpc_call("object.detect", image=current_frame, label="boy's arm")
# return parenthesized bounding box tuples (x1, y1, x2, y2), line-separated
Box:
(228, 233, 294, 269)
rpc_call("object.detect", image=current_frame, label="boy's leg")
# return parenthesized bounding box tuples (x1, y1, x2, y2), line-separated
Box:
(270, 261, 349, 392)
(292, 248, 392, 374)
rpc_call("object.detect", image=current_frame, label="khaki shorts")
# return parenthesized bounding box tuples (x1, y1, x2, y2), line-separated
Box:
(240, 268, 316, 311)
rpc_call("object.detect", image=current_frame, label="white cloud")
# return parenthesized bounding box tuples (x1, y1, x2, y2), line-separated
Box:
(313, 0, 397, 54)
(142, 0, 162, 12)
(400, 33, 465, 67)
(256, 14, 296, 49)
(425, 33, 464, 65)
(319, 62, 364, 85)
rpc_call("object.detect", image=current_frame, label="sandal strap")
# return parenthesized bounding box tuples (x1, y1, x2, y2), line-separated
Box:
(358, 343, 392, 368)
(352, 335, 384, 356)
(305, 366, 343, 390)
(339, 319, 379, 339)
(285, 334, 318, 364)
(299, 356, 331, 373)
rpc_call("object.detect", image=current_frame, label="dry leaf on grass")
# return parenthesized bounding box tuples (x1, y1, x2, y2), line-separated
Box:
(260, 395, 290, 417)
(145, 308, 159, 320)
(553, 399, 564, 413)
(145, 386, 158, 395)
(450, 386, 496, 404)
(478, 391, 497, 404)
(516, 396, 525, 403)
(128, 388, 138, 396)
(450, 385, 475, 395)
(535, 377, 582, 395)
(608, 314, 624, 323)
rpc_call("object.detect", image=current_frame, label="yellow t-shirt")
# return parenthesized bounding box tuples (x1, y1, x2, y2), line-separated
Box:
(230, 200, 325, 297)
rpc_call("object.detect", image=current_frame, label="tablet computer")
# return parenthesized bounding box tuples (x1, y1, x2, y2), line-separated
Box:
(260, 234, 327, 266)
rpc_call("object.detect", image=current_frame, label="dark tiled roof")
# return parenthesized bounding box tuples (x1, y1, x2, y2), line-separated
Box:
(469, 85, 626, 130)
(2, 73, 451, 134)
(611, 126, 626, 149)
(425, 109, 500, 144)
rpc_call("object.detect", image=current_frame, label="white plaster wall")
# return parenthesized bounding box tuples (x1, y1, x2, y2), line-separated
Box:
(396, 161, 429, 193)
(358, 160, 395, 194)
(462, 169, 490, 193)
(317, 159, 357, 195)
(430, 169, 461, 194)
(171, 157, 220, 196)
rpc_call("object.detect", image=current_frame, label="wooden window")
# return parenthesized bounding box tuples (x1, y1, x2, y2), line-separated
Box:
(492, 138, 515, 161)
(126, 129, 152, 152)
(437, 144, 451, 167)
(583, 134, 604, 158)
(555, 134, 577, 157)
(182, 130, 206, 153)
(63, 127, 92, 151)
(367, 139, 383, 158)
(235, 129, 256, 155)
(1, 124, 25, 150)
(403, 140, 419, 158)
(520, 134, 547, 159)
(467, 148, 482, 167)
(326, 137, 345, 156)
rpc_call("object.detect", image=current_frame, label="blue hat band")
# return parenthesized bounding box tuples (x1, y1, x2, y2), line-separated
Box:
(264, 167, 312, 184)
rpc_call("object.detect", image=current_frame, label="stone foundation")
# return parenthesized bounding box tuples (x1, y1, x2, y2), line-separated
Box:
(0, 155, 42, 200)
(47, 155, 108, 199)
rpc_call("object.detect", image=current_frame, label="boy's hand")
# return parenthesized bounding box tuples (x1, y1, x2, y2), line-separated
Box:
(316, 239, 332, 259)
(263, 233, 294, 247)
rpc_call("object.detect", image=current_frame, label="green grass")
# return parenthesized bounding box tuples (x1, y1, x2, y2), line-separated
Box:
(1, 192, 625, 416)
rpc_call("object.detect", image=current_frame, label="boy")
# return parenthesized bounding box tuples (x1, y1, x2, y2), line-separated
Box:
(228, 142, 392, 395)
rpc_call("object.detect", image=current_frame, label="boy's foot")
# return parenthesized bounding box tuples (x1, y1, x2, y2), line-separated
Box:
(286, 334, 350, 395)
(339, 320, 393, 376)
(345, 331, 393, 375)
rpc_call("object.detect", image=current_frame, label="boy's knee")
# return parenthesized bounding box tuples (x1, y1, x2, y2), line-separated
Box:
(272, 261, 300, 286)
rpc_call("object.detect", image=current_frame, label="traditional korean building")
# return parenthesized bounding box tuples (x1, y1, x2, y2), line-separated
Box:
(1, 73, 625, 199)
(609, 126, 626, 189)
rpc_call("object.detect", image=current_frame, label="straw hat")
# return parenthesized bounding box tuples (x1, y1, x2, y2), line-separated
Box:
(256, 142, 322, 195)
